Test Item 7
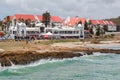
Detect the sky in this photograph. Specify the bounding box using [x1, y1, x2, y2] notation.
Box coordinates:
[0, 0, 120, 20]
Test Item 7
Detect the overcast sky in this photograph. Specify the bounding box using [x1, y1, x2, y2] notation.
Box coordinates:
[0, 0, 120, 20]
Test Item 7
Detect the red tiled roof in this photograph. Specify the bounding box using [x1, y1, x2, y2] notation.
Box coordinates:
[98, 20, 105, 25]
[14, 14, 36, 21]
[10, 16, 14, 21]
[79, 18, 86, 24]
[109, 21, 116, 26]
[100, 20, 116, 26]
[66, 17, 77, 26]
[65, 17, 86, 27]
[104, 21, 111, 26]
[91, 20, 99, 25]
[51, 16, 62, 22]
[37, 15, 43, 21]
[91, 20, 115, 26]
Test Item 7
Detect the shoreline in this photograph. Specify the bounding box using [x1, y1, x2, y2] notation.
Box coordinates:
[0, 40, 120, 67]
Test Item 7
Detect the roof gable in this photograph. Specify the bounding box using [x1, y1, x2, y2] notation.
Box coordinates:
[109, 21, 116, 26]
[37, 15, 43, 21]
[91, 20, 116, 26]
[65, 17, 86, 27]
[14, 14, 36, 21]
[51, 16, 62, 22]
[98, 20, 105, 25]
[91, 20, 98, 25]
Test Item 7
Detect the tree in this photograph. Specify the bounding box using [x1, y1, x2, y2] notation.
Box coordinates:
[89, 27, 94, 34]
[96, 25, 100, 36]
[6, 16, 11, 31]
[0, 20, 2, 25]
[52, 23, 55, 27]
[78, 21, 82, 25]
[25, 19, 31, 27]
[84, 21, 89, 30]
[0, 20, 2, 31]
[88, 20, 92, 25]
[42, 11, 51, 27]
[103, 25, 108, 32]
[88, 20, 94, 34]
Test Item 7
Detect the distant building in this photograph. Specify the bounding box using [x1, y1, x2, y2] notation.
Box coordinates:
[51, 16, 63, 27]
[2, 14, 118, 39]
[90, 20, 117, 32]
[63, 17, 87, 27]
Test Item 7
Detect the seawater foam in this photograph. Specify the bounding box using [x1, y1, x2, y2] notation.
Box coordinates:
[93, 52, 115, 56]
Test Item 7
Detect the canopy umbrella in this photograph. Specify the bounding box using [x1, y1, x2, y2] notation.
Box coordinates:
[44, 32, 53, 39]
[46, 32, 53, 35]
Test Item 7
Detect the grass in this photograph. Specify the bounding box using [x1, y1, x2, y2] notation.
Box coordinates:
[0, 40, 32, 51]
[36, 39, 84, 45]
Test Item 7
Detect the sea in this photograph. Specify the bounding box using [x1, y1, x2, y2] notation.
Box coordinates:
[0, 45, 120, 80]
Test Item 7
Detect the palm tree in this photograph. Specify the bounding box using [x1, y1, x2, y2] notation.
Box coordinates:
[42, 11, 51, 27]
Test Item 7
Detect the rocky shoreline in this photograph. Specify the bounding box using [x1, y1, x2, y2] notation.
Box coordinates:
[0, 50, 85, 66]
[0, 47, 120, 67]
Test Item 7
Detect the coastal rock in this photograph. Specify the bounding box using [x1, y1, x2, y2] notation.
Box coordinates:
[0, 51, 83, 67]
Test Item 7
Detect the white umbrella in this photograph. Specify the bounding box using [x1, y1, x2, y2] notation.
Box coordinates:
[46, 32, 53, 35]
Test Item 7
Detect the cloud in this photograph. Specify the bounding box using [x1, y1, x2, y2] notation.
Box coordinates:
[0, 0, 120, 20]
